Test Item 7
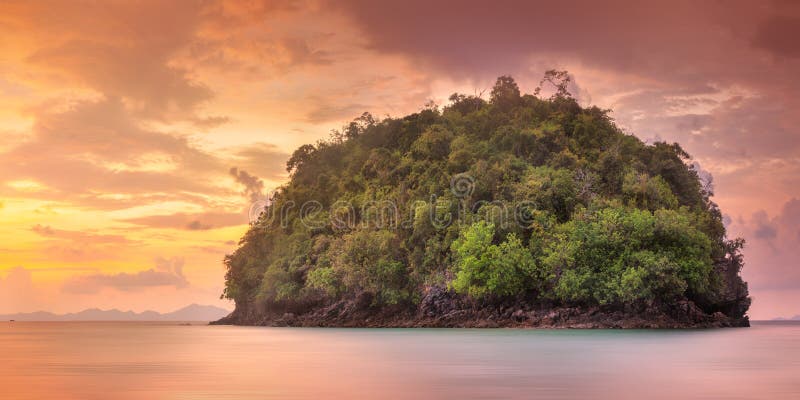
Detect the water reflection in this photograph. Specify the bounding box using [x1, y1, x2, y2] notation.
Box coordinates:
[1, 322, 798, 399]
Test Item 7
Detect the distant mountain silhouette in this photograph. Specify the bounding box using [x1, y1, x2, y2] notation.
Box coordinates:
[771, 315, 800, 321]
[1, 304, 230, 321]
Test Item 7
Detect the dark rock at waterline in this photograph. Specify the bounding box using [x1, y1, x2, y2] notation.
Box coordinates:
[211, 286, 749, 329]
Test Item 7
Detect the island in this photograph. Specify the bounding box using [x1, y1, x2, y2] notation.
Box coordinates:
[214, 72, 751, 328]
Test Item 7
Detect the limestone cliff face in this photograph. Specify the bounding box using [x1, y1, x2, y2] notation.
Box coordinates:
[714, 251, 751, 321]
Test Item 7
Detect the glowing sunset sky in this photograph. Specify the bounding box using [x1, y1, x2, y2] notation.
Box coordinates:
[1, 0, 799, 319]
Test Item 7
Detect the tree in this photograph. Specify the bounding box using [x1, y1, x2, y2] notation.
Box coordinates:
[535, 69, 572, 99]
[450, 222, 538, 298]
[543, 206, 713, 306]
[344, 112, 376, 139]
[622, 171, 679, 211]
[330, 229, 410, 305]
[447, 93, 487, 114]
[490, 76, 521, 111]
[286, 144, 316, 174]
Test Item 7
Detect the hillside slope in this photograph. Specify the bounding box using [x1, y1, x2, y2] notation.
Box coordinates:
[216, 74, 750, 328]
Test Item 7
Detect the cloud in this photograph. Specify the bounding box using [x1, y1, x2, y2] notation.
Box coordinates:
[31, 224, 131, 244]
[0, 267, 41, 313]
[192, 244, 228, 254]
[24, 97, 217, 169]
[184, 2, 336, 78]
[0, 96, 261, 215]
[335, 0, 744, 79]
[0, 1, 307, 218]
[752, 15, 800, 59]
[229, 143, 290, 181]
[0, 95, 294, 214]
[30, 224, 55, 236]
[278, 37, 333, 67]
[299, 75, 409, 124]
[306, 102, 370, 124]
[7, 0, 213, 119]
[28, 224, 135, 262]
[61, 257, 189, 294]
[191, 115, 232, 129]
[229, 167, 264, 202]
[774, 198, 800, 243]
[121, 211, 246, 230]
[751, 211, 778, 240]
[743, 199, 800, 244]
[186, 220, 213, 230]
[729, 198, 800, 299]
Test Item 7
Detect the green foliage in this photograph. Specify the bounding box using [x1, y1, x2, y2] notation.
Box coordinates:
[622, 171, 679, 211]
[411, 125, 453, 161]
[490, 75, 521, 110]
[329, 229, 410, 305]
[222, 73, 746, 317]
[542, 206, 712, 306]
[306, 267, 340, 297]
[450, 222, 539, 298]
[516, 167, 578, 223]
[258, 264, 298, 302]
[286, 144, 316, 174]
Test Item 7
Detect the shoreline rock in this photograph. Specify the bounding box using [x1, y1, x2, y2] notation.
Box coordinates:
[211, 287, 749, 329]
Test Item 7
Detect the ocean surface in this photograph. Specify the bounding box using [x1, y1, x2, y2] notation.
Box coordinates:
[1, 321, 799, 399]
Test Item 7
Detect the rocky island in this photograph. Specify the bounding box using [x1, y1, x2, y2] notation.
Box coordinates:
[214, 73, 750, 328]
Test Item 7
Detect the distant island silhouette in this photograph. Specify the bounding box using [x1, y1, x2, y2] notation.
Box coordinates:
[772, 315, 800, 321]
[1, 304, 230, 321]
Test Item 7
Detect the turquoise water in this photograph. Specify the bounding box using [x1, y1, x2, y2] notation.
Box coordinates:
[1, 321, 798, 399]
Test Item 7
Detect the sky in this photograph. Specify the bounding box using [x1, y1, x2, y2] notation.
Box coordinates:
[0, 0, 798, 319]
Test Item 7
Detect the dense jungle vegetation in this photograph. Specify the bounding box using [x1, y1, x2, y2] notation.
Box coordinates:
[222, 72, 749, 319]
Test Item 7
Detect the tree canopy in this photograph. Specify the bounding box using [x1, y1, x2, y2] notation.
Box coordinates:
[222, 73, 749, 319]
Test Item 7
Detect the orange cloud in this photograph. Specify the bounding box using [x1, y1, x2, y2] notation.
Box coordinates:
[121, 211, 246, 231]
[62, 257, 189, 294]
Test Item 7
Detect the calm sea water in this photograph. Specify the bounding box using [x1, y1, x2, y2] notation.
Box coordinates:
[1, 321, 798, 399]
